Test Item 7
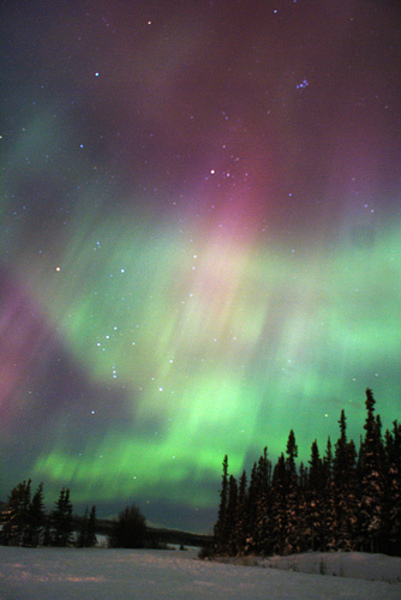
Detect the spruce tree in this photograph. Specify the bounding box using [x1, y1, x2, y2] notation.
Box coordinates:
[27, 482, 46, 547]
[1, 480, 31, 546]
[232, 471, 248, 555]
[284, 430, 300, 555]
[333, 410, 357, 551]
[305, 440, 324, 551]
[213, 455, 229, 554]
[108, 504, 147, 548]
[384, 422, 401, 555]
[322, 437, 338, 551]
[296, 462, 308, 553]
[358, 389, 385, 552]
[245, 461, 259, 553]
[226, 475, 238, 555]
[76, 505, 96, 548]
[77, 507, 89, 548]
[254, 448, 272, 555]
[87, 505, 97, 547]
[270, 453, 287, 555]
[51, 487, 73, 547]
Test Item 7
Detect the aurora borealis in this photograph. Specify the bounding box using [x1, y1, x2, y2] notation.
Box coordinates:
[1, 0, 401, 532]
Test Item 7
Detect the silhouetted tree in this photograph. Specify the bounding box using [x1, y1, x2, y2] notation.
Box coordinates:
[284, 430, 300, 554]
[26, 482, 46, 547]
[304, 440, 324, 551]
[51, 487, 73, 547]
[254, 448, 272, 555]
[358, 389, 385, 552]
[77, 507, 89, 548]
[245, 461, 259, 553]
[270, 453, 287, 555]
[1, 479, 32, 546]
[213, 455, 229, 554]
[322, 437, 338, 550]
[232, 470, 248, 554]
[108, 504, 147, 548]
[87, 505, 97, 547]
[333, 411, 357, 550]
[76, 505, 97, 548]
[226, 475, 238, 554]
[383, 421, 401, 555]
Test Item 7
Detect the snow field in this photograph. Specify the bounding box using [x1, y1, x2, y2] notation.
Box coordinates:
[0, 546, 400, 600]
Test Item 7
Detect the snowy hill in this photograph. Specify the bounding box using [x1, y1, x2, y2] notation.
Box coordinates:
[0, 546, 400, 599]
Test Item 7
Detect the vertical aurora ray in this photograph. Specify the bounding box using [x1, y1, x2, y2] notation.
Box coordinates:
[21, 206, 401, 511]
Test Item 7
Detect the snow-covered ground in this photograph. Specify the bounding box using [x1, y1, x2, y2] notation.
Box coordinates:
[0, 546, 400, 600]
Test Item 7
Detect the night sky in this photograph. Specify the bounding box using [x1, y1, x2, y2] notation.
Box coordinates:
[1, 0, 401, 532]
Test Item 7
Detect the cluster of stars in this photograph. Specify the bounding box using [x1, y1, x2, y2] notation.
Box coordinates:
[296, 79, 309, 90]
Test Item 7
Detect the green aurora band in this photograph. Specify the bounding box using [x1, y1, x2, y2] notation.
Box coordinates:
[23, 205, 401, 508]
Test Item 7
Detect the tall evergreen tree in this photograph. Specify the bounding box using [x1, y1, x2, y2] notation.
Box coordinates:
[358, 389, 385, 552]
[226, 475, 238, 555]
[232, 470, 248, 555]
[245, 461, 259, 553]
[213, 455, 229, 554]
[77, 507, 89, 548]
[108, 504, 147, 548]
[51, 487, 73, 547]
[26, 482, 46, 547]
[321, 437, 338, 551]
[384, 421, 401, 555]
[77, 505, 97, 548]
[87, 505, 97, 548]
[254, 447, 272, 555]
[305, 440, 324, 551]
[284, 430, 300, 554]
[296, 462, 308, 553]
[333, 410, 357, 551]
[1, 480, 31, 546]
[270, 453, 287, 555]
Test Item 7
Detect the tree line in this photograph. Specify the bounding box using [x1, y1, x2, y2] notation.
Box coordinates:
[0, 481, 97, 548]
[213, 389, 401, 557]
[0, 479, 150, 549]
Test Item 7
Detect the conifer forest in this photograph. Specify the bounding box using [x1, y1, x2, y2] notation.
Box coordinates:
[0, 482, 97, 549]
[2, 388, 400, 559]
[213, 389, 401, 557]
